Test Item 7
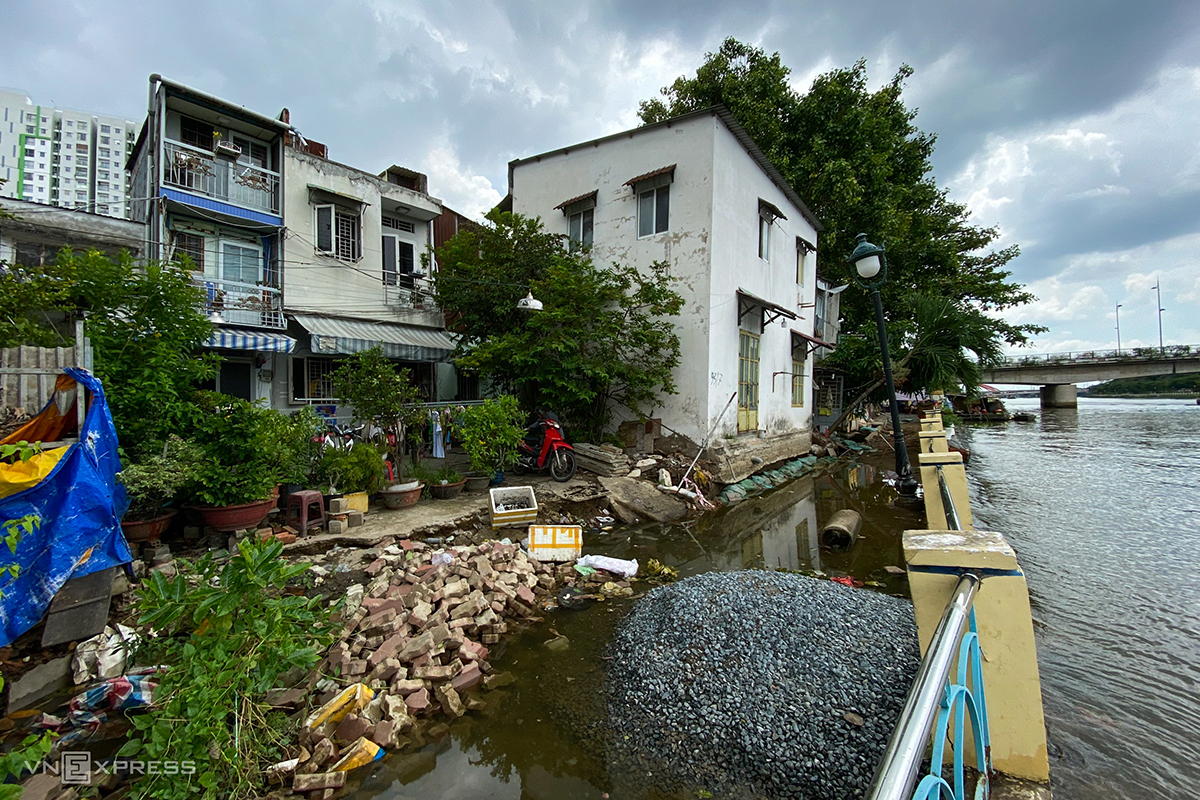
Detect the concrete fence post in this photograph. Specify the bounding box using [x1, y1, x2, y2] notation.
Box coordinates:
[918, 429, 949, 454]
[918, 451, 973, 530]
[904, 529, 1051, 782]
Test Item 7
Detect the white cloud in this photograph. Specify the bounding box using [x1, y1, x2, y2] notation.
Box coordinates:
[421, 137, 503, 220]
[1003, 277, 1107, 324]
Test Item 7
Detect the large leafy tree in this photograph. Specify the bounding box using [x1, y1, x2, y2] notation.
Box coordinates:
[433, 209, 684, 441]
[639, 38, 1044, 396]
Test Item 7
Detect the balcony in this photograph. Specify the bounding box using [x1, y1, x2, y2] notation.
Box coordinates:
[163, 140, 280, 216]
[384, 274, 444, 327]
[195, 275, 285, 329]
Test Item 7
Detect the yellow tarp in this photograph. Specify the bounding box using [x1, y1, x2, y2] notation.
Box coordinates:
[0, 446, 70, 500]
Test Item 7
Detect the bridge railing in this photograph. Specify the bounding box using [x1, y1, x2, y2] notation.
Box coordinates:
[988, 343, 1196, 367]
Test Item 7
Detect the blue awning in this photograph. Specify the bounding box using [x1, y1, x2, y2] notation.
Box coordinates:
[205, 329, 296, 352]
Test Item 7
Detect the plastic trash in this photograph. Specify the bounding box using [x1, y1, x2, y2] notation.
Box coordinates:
[573, 564, 597, 577]
[576, 555, 638, 579]
[431, 551, 454, 566]
[304, 683, 374, 731]
[72, 624, 139, 684]
[332, 737, 385, 771]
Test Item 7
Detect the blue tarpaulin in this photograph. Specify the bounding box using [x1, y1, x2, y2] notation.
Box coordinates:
[0, 369, 132, 647]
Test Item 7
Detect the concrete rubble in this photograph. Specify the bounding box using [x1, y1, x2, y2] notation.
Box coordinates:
[282, 538, 561, 785]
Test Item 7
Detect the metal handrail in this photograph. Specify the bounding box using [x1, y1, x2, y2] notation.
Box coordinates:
[865, 573, 984, 800]
[936, 466, 961, 532]
[985, 343, 1196, 366]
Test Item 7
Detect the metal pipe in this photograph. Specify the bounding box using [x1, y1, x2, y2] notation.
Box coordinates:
[936, 465, 961, 531]
[865, 573, 980, 800]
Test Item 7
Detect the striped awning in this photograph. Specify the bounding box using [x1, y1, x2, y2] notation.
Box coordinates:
[292, 314, 457, 363]
[205, 329, 297, 353]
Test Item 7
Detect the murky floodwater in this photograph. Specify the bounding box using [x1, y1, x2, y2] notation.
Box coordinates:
[343, 461, 923, 799]
[961, 397, 1200, 800]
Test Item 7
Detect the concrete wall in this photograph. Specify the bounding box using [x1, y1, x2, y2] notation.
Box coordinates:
[510, 113, 819, 466]
[281, 150, 442, 325]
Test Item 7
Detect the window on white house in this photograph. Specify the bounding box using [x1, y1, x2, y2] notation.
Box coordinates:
[638, 184, 669, 237]
[382, 234, 415, 288]
[220, 240, 261, 285]
[796, 237, 814, 285]
[792, 358, 805, 407]
[172, 231, 205, 271]
[759, 214, 771, 262]
[314, 205, 362, 261]
[292, 356, 336, 401]
[179, 116, 214, 150]
[569, 208, 593, 251]
[232, 136, 268, 169]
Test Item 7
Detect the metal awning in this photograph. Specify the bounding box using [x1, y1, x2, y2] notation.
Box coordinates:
[792, 328, 836, 356]
[205, 328, 296, 352]
[737, 289, 797, 327]
[292, 314, 457, 363]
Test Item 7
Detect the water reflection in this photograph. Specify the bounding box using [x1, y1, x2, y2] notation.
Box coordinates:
[343, 459, 921, 799]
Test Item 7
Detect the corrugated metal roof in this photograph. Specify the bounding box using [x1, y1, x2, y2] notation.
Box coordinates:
[292, 314, 457, 363]
[623, 164, 676, 187]
[553, 190, 599, 211]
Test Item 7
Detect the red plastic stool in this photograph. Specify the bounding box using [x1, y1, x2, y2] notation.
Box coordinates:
[285, 490, 325, 535]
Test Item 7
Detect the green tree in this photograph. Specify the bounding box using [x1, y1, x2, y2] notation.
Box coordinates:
[433, 210, 684, 441]
[640, 39, 1043, 396]
[330, 346, 425, 482]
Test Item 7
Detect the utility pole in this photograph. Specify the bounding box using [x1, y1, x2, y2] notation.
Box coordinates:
[1115, 303, 1122, 353]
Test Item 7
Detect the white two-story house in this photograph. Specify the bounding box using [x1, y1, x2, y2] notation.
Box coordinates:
[280, 149, 460, 413]
[508, 107, 825, 482]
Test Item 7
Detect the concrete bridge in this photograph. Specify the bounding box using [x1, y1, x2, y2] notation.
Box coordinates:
[981, 344, 1200, 407]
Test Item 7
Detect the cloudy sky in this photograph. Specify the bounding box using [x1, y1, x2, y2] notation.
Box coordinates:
[4, 0, 1198, 354]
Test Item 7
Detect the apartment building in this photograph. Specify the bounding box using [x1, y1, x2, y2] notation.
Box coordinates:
[0, 88, 136, 218]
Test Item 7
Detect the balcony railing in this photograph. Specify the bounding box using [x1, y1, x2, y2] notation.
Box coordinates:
[383, 274, 439, 313]
[163, 140, 280, 216]
[196, 275, 285, 329]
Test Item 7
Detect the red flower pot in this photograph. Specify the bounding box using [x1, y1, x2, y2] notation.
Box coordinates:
[381, 483, 424, 510]
[120, 509, 178, 543]
[190, 498, 277, 532]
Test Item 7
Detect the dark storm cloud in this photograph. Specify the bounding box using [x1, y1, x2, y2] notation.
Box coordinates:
[2, 0, 1198, 348]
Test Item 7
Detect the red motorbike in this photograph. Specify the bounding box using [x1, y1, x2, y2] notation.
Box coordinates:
[516, 410, 577, 482]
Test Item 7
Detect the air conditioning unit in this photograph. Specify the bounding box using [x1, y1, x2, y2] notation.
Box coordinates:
[213, 140, 242, 160]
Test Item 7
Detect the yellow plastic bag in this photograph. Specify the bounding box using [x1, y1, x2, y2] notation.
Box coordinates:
[303, 683, 374, 731]
[0, 446, 69, 500]
[331, 737, 384, 771]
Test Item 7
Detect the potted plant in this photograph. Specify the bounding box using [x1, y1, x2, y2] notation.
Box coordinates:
[118, 436, 204, 542]
[428, 465, 466, 500]
[272, 406, 326, 504]
[182, 393, 289, 532]
[315, 443, 385, 511]
[456, 397, 525, 488]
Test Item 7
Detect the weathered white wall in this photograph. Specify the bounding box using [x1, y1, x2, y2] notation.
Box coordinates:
[510, 119, 716, 443]
[282, 150, 439, 325]
[709, 119, 819, 439]
[511, 113, 818, 453]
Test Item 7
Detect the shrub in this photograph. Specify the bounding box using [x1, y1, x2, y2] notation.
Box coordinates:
[315, 443, 385, 494]
[121, 538, 335, 799]
[330, 346, 425, 483]
[182, 393, 288, 507]
[455, 397, 525, 474]
[118, 436, 205, 520]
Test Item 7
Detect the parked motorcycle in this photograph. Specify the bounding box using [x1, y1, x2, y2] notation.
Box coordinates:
[516, 409, 577, 482]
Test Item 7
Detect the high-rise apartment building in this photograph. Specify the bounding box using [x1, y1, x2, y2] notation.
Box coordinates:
[0, 88, 137, 218]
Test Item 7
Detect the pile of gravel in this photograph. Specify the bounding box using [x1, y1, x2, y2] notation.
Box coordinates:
[605, 570, 920, 800]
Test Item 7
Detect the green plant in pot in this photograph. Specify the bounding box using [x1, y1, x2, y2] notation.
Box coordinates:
[315, 443, 385, 495]
[181, 392, 289, 531]
[118, 436, 204, 542]
[331, 346, 426, 485]
[456, 396, 525, 480]
[271, 406, 326, 490]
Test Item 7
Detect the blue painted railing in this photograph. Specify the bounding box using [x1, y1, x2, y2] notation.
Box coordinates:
[910, 606, 991, 800]
[864, 573, 992, 800]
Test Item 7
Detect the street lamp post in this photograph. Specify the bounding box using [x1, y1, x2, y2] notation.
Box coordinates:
[846, 233, 919, 497]
[1115, 303, 1122, 353]
[1153, 279, 1164, 355]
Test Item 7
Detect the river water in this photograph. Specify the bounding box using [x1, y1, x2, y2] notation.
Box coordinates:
[345, 396, 1199, 799]
[961, 397, 1200, 800]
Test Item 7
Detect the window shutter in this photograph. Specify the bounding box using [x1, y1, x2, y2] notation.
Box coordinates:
[315, 205, 333, 252]
[382, 235, 397, 285]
